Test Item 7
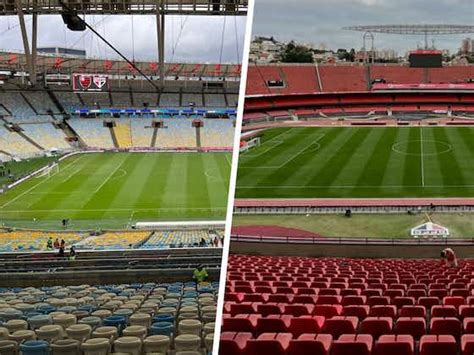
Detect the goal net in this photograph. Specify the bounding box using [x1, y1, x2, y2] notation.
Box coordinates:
[36, 163, 59, 178]
[240, 137, 261, 153]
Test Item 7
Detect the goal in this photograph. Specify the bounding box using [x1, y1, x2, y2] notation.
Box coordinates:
[36, 163, 59, 178]
[240, 137, 261, 153]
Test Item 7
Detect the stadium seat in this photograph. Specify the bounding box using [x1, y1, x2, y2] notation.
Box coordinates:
[430, 317, 462, 337]
[395, 317, 427, 340]
[246, 333, 292, 355]
[331, 334, 373, 355]
[288, 316, 325, 337]
[419, 335, 457, 355]
[321, 316, 358, 338]
[219, 332, 253, 355]
[462, 334, 474, 355]
[373, 335, 414, 355]
[287, 334, 332, 355]
[360, 317, 393, 339]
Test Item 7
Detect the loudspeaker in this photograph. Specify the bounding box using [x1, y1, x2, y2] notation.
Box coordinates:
[61, 11, 86, 31]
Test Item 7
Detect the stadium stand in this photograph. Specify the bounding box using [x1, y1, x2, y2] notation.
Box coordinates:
[142, 230, 216, 249]
[201, 119, 235, 148]
[318, 65, 368, 92]
[370, 65, 425, 85]
[113, 120, 133, 148]
[0, 231, 83, 252]
[0, 281, 217, 354]
[22, 91, 58, 115]
[221, 254, 474, 354]
[68, 120, 115, 148]
[19, 123, 71, 151]
[130, 119, 154, 147]
[0, 126, 41, 158]
[156, 119, 197, 148]
[0, 92, 37, 121]
[78, 93, 111, 109]
[54, 91, 82, 112]
[75, 231, 152, 250]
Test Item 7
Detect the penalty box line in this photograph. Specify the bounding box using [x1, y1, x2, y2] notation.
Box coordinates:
[237, 184, 474, 189]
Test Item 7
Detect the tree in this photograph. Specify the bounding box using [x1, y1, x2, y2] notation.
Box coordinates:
[281, 41, 314, 63]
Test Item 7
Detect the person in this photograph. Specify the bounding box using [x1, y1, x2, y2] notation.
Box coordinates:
[440, 248, 458, 268]
[199, 238, 207, 247]
[193, 264, 209, 283]
[69, 245, 76, 260]
[58, 245, 65, 257]
[60, 239, 65, 248]
[46, 237, 53, 250]
[53, 238, 60, 249]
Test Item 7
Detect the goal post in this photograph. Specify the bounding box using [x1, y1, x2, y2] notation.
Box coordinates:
[240, 137, 261, 153]
[36, 162, 59, 178]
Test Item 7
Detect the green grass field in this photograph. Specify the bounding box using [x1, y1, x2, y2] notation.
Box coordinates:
[0, 152, 231, 230]
[237, 126, 474, 198]
[233, 214, 474, 239]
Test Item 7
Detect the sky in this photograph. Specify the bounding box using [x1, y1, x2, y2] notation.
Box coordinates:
[252, 0, 474, 54]
[0, 14, 246, 63]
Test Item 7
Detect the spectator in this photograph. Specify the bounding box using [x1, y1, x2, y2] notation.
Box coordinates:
[441, 248, 458, 268]
[60, 239, 65, 248]
[199, 238, 207, 247]
[69, 246, 76, 260]
[53, 238, 60, 249]
[193, 264, 209, 283]
[58, 246, 65, 257]
[46, 237, 53, 250]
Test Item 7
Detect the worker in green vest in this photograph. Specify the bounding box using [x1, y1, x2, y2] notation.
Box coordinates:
[193, 264, 209, 283]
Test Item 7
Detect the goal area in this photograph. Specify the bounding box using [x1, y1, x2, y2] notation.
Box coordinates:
[36, 163, 59, 178]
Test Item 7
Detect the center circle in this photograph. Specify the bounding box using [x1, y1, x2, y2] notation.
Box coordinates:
[392, 140, 452, 156]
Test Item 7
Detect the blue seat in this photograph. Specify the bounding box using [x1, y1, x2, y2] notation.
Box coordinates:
[20, 340, 49, 355]
[153, 314, 174, 324]
[103, 315, 127, 334]
[150, 321, 174, 336]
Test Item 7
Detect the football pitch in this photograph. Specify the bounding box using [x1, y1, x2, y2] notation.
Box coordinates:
[237, 126, 474, 199]
[0, 152, 231, 229]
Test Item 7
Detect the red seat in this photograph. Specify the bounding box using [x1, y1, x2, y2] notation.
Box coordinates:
[268, 294, 293, 304]
[419, 335, 457, 355]
[256, 315, 291, 335]
[462, 334, 474, 355]
[396, 317, 426, 340]
[230, 303, 255, 316]
[283, 304, 314, 317]
[431, 305, 457, 317]
[313, 304, 343, 318]
[321, 316, 358, 338]
[219, 332, 253, 355]
[428, 289, 449, 299]
[243, 294, 268, 303]
[287, 333, 332, 355]
[360, 316, 393, 339]
[443, 296, 466, 307]
[369, 305, 397, 318]
[418, 297, 440, 308]
[222, 314, 259, 334]
[331, 334, 373, 355]
[460, 305, 474, 319]
[385, 289, 404, 298]
[430, 317, 462, 337]
[392, 296, 415, 308]
[341, 296, 366, 306]
[316, 295, 341, 305]
[463, 317, 474, 333]
[368, 296, 390, 306]
[399, 305, 426, 318]
[406, 289, 426, 299]
[342, 305, 370, 320]
[373, 334, 414, 355]
[247, 333, 292, 355]
[288, 316, 325, 337]
[255, 303, 283, 317]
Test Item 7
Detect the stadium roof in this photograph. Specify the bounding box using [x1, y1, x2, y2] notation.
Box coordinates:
[0, 51, 241, 78]
[0, 0, 248, 15]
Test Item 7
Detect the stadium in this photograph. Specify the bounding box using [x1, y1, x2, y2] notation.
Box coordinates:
[0, 0, 246, 354]
[220, 22, 474, 355]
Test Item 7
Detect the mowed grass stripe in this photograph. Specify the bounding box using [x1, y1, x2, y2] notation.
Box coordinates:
[235, 127, 474, 198]
[1, 152, 230, 226]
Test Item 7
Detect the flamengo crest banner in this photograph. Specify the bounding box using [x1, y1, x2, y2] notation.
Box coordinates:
[72, 74, 109, 92]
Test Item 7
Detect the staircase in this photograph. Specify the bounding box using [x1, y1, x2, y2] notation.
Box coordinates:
[151, 127, 158, 147]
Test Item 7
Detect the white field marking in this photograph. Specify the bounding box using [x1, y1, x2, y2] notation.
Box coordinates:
[240, 128, 295, 157]
[0, 154, 84, 209]
[241, 140, 285, 158]
[92, 155, 128, 193]
[236, 184, 474, 189]
[240, 134, 326, 169]
[420, 127, 425, 187]
[1, 207, 228, 213]
[204, 168, 221, 182]
[224, 154, 232, 167]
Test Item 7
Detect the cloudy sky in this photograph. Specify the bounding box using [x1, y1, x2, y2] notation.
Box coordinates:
[252, 0, 474, 54]
[0, 14, 246, 63]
